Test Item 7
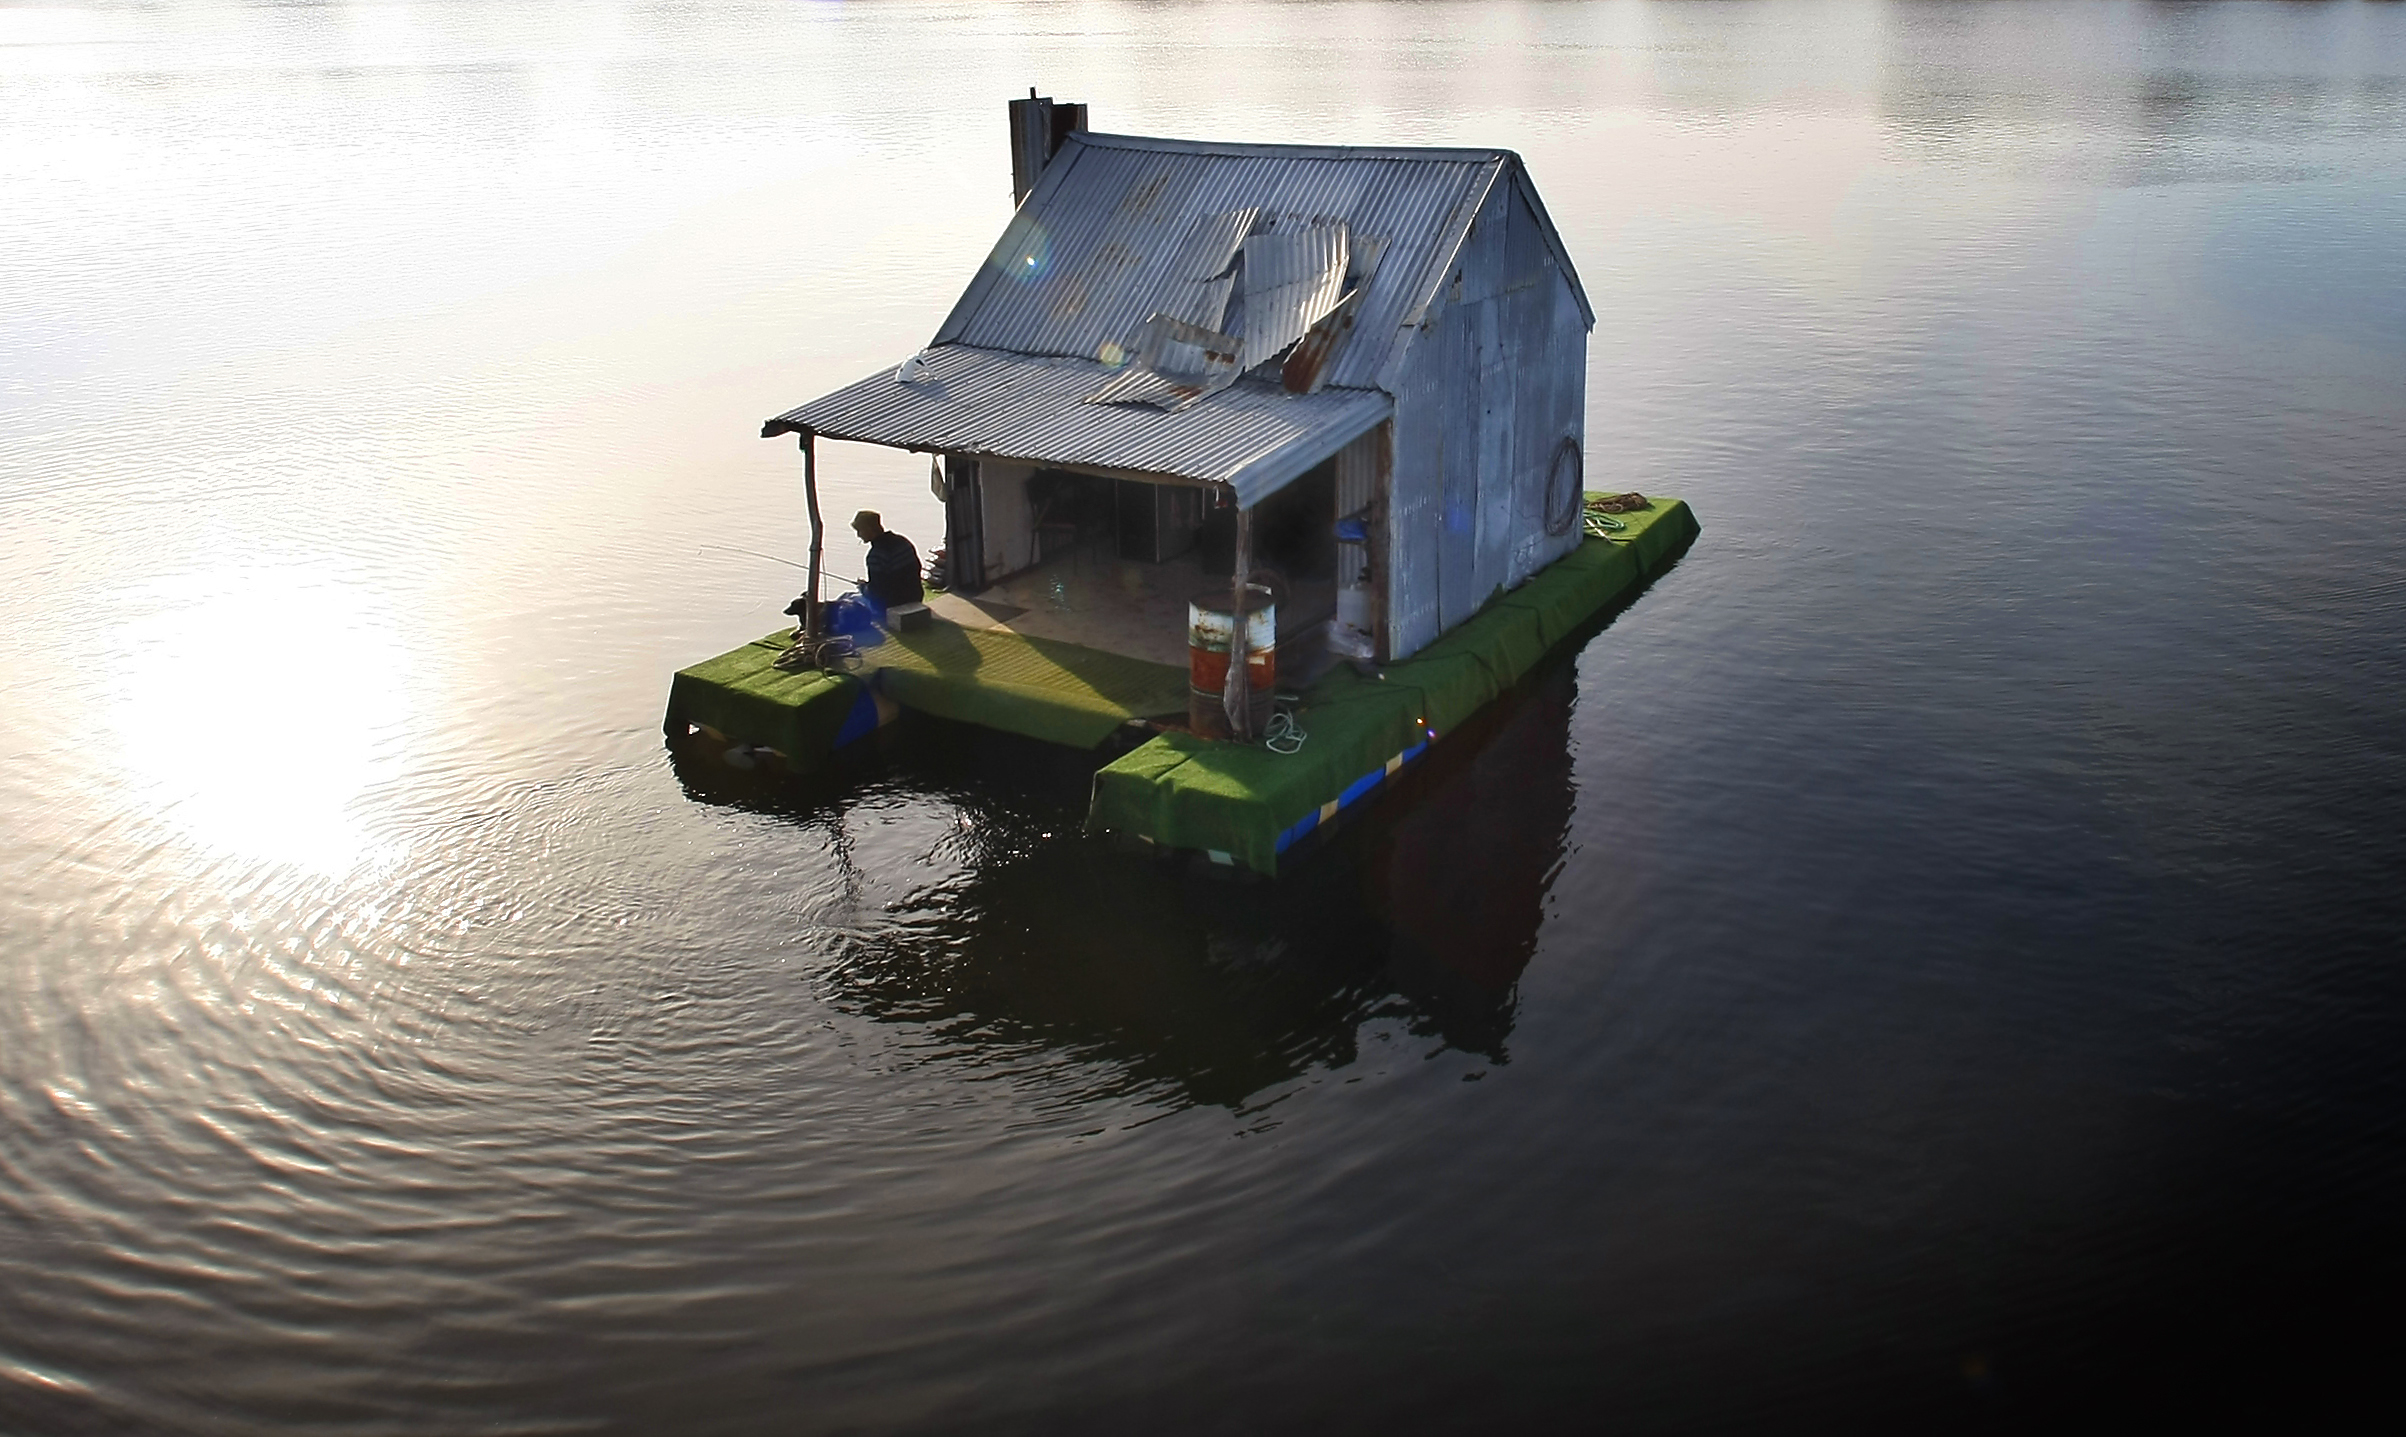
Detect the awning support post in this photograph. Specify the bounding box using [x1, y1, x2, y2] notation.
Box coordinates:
[801, 429, 825, 640]
[1222, 501, 1255, 741]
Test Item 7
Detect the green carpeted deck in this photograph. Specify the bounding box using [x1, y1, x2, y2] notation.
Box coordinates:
[664, 630, 867, 760]
[666, 496, 1697, 874]
[1085, 497, 1698, 873]
[853, 621, 1191, 750]
[664, 613, 1192, 758]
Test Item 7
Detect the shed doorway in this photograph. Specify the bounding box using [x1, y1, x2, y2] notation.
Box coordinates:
[926, 459, 1341, 676]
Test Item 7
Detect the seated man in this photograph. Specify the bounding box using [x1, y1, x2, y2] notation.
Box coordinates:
[853, 509, 924, 610]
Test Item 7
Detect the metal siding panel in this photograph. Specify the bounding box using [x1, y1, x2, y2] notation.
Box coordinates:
[1436, 302, 1481, 632]
[1334, 425, 1379, 517]
[1511, 270, 1588, 579]
[1507, 282, 1553, 583]
[1333, 424, 1381, 646]
[1385, 339, 1443, 658]
[1443, 187, 1513, 624]
[1505, 184, 1561, 585]
[1543, 272, 1591, 569]
[1511, 162, 1597, 328]
[1453, 180, 1512, 305]
[1503, 172, 1554, 298]
[1474, 298, 1515, 604]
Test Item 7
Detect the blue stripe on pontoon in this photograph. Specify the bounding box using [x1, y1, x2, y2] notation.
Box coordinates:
[1272, 740, 1435, 855]
[832, 682, 880, 747]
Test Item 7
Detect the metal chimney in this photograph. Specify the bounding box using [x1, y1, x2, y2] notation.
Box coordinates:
[1008, 89, 1087, 206]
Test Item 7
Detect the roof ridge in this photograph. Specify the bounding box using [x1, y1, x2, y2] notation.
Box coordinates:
[1073, 130, 1518, 165]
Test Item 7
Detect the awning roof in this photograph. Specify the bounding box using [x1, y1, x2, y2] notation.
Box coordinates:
[763, 344, 1391, 506]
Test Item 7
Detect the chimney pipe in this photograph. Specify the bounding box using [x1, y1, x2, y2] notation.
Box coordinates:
[1008, 91, 1087, 206]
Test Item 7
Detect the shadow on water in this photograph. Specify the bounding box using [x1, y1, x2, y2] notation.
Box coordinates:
[665, 554, 1681, 1115]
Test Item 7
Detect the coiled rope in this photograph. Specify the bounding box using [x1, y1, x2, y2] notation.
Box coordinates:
[1264, 707, 1308, 755]
[1584, 491, 1649, 539]
[772, 633, 857, 673]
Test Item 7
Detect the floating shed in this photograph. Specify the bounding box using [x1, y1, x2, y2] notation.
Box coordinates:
[666, 95, 1699, 873]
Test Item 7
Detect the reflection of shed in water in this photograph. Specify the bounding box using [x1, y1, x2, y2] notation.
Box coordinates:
[671, 92, 1698, 874]
[668, 641, 1590, 1111]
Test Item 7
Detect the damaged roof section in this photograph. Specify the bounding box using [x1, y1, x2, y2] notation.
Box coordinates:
[1083, 313, 1244, 409]
[1083, 215, 1355, 411]
[1234, 221, 1350, 372]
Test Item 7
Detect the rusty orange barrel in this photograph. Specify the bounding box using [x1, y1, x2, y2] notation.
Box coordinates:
[1188, 585, 1275, 738]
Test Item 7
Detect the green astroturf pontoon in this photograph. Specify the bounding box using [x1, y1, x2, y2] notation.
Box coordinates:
[666, 497, 1696, 876]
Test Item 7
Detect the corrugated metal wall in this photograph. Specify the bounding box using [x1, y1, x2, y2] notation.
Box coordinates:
[1333, 423, 1385, 647]
[1381, 168, 1590, 660]
[1386, 320, 1445, 658]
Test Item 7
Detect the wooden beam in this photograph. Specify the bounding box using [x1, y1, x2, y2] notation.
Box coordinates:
[1222, 503, 1255, 740]
[801, 430, 825, 640]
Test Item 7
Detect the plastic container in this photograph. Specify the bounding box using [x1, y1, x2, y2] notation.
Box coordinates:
[825, 592, 879, 636]
[1188, 586, 1276, 737]
[1335, 586, 1371, 633]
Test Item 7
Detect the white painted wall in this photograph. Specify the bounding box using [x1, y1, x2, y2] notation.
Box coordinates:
[979, 461, 1037, 580]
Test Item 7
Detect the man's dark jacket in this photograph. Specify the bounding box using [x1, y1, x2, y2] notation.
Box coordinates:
[865, 531, 923, 608]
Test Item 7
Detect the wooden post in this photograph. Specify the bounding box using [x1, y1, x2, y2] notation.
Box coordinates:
[801, 429, 825, 640]
[1222, 503, 1254, 740]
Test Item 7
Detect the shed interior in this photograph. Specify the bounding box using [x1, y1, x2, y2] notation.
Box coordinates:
[924, 454, 1356, 681]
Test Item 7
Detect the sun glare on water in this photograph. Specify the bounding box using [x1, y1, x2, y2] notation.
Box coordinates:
[107, 565, 413, 875]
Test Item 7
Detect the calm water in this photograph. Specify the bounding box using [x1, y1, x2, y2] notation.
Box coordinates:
[5, 1, 2404, 1431]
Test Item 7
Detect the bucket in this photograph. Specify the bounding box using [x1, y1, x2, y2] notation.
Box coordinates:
[1188, 585, 1276, 738]
[1335, 586, 1371, 633]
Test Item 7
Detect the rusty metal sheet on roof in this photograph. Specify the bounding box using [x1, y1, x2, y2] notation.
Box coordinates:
[1236, 222, 1350, 371]
[1085, 313, 1244, 408]
[766, 344, 1391, 506]
[1082, 220, 1349, 412]
[1084, 313, 1243, 408]
[931, 132, 1518, 391]
[1279, 286, 1362, 395]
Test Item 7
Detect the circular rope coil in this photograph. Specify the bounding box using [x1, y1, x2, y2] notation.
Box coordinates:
[1543, 435, 1584, 538]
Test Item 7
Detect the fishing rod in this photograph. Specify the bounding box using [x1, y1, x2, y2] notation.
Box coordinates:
[700, 542, 807, 571]
[699, 543, 867, 587]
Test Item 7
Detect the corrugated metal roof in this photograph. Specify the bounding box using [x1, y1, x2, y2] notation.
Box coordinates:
[761, 128, 1591, 506]
[931, 132, 1537, 392]
[766, 344, 1391, 507]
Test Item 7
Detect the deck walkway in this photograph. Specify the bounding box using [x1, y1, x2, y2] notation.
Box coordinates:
[852, 620, 1189, 749]
[665, 614, 1191, 758]
[666, 496, 1698, 875]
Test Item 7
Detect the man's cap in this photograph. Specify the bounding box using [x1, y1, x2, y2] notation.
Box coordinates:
[852, 510, 882, 530]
